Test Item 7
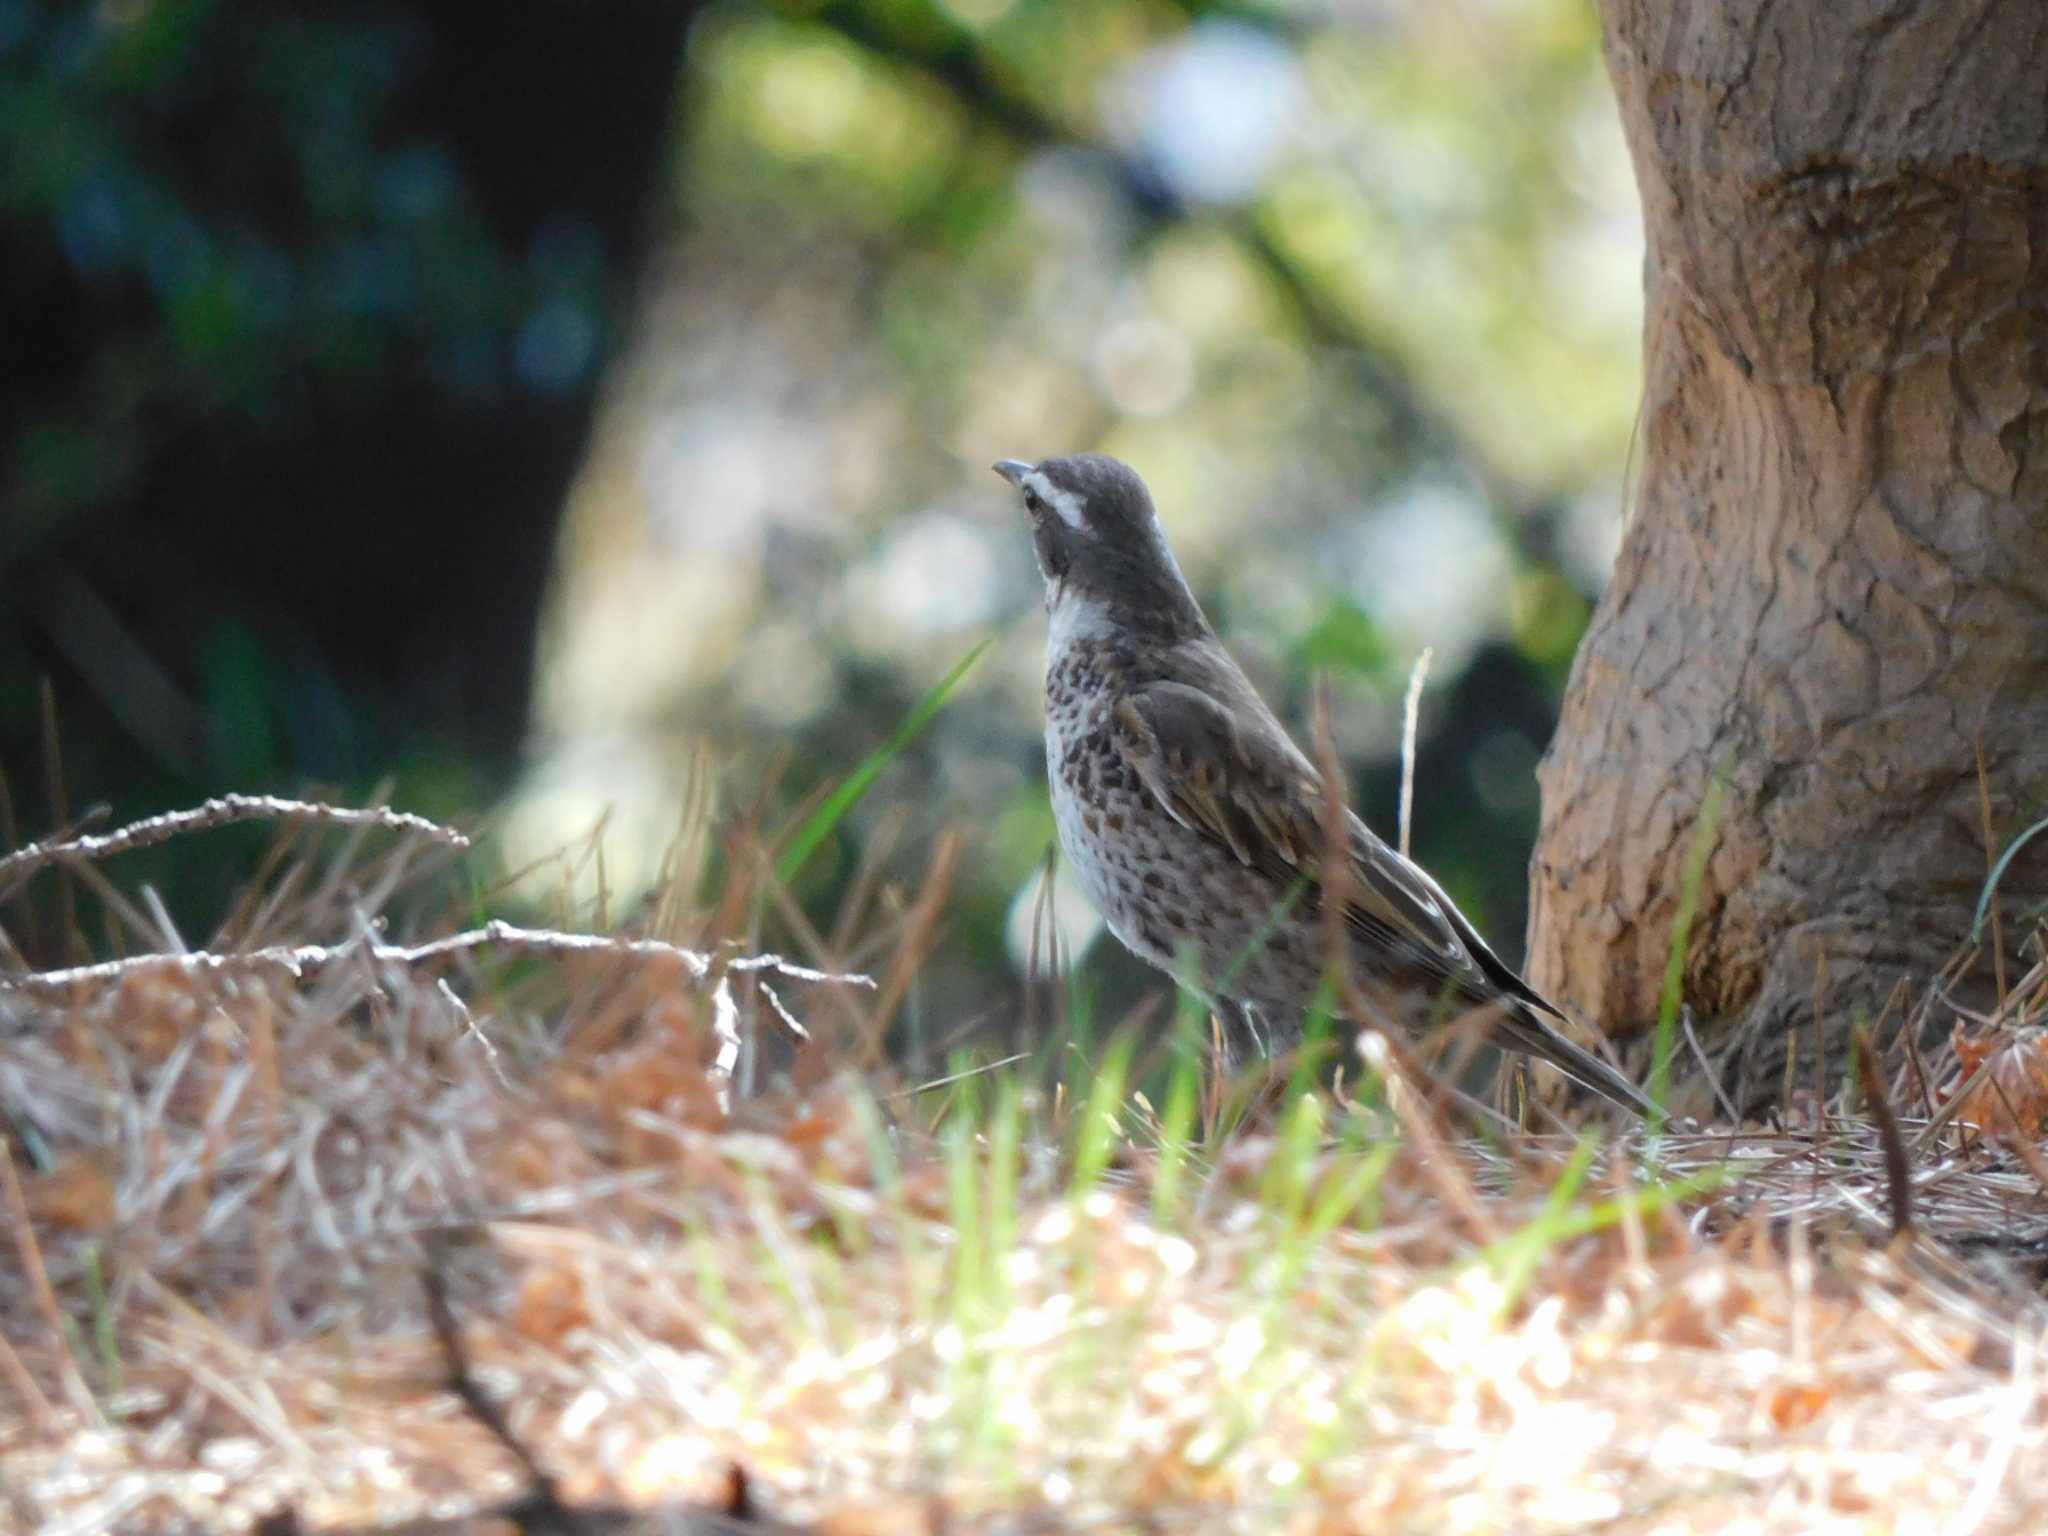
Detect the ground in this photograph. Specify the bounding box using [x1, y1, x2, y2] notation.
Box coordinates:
[4, 799, 2048, 1534]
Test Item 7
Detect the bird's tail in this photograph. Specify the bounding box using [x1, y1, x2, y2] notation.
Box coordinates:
[1496, 1005, 1656, 1118]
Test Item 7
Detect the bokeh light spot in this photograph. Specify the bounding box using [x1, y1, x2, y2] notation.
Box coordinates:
[1115, 21, 1304, 206]
[1092, 318, 1195, 418]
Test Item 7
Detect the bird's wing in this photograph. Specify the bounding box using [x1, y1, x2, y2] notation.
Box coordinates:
[1112, 677, 1653, 1115]
[1111, 679, 1483, 1005]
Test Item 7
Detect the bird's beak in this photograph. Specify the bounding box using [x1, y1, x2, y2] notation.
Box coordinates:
[991, 459, 1031, 487]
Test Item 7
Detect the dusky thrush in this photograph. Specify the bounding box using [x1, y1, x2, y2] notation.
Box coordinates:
[994, 452, 1652, 1117]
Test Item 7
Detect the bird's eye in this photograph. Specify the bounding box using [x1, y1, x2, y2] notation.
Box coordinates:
[1024, 491, 1045, 515]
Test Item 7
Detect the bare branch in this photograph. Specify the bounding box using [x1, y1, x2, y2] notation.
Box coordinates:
[0, 919, 873, 1001]
[1398, 646, 1434, 861]
[0, 794, 470, 900]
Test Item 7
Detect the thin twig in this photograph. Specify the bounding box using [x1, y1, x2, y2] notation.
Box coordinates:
[709, 974, 743, 1108]
[0, 1324, 51, 1433]
[894, 1052, 1033, 1099]
[1681, 1006, 1742, 1125]
[438, 978, 516, 1092]
[1852, 1023, 1913, 1240]
[418, 1243, 558, 1502]
[1947, 1318, 2033, 1536]
[1988, 1076, 2048, 1197]
[1398, 647, 1434, 860]
[1, 1132, 100, 1423]
[854, 830, 961, 1069]
[0, 919, 873, 999]
[1351, 998, 1501, 1244]
[1310, 678, 1354, 1000]
[1975, 737, 2007, 1008]
[1910, 1031, 2019, 1155]
[1900, 1003, 1937, 1120]
[0, 794, 470, 900]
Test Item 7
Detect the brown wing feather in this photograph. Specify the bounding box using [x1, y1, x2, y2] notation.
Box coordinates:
[1112, 680, 1480, 1003]
[1111, 677, 1653, 1115]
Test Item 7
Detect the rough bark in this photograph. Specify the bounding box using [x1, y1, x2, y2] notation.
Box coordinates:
[1530, 0, 2048, 1113]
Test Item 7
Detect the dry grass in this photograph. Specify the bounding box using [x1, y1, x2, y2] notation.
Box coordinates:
[5, 799, 2048, 1534]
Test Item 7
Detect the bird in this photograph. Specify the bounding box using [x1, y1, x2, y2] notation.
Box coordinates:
[992, 452, 1653, 1117]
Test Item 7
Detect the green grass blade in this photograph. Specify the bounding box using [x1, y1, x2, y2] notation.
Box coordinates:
[1304, 1137, 1397, 1240]
[1537, 1157, 1750, 1242]
[1287, 971, 1340, 1100]
[1473, 1155, 1751, 1288]
[1070, 1032, 1134, 1200]
[848, 1077, 938, 1324]
[1489, 1130, 1601, 1311]
[1150, 1026, 1203, 1227]
[985, 1073, 1023, 1314]
[777, 636, 992, 884]
[944, 1103, 985, 1329]
[1260, 1089, 1325, 1223]
[1972, 812, 2048, 943]
[83, 1242, 121, 1398]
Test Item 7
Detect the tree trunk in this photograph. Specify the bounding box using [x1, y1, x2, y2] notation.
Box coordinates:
[1529, 0, 2048, 1114]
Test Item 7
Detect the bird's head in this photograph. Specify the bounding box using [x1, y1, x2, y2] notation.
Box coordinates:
[992, 453, 1206, 640]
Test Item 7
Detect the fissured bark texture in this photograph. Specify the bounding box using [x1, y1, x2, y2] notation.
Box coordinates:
[1530, 0, 2048, 1112]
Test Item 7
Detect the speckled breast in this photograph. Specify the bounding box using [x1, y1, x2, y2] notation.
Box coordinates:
[1042, 643, 1322, 1016]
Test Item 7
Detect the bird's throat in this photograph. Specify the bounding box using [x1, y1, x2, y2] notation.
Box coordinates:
[1046, 589, 1119, 652]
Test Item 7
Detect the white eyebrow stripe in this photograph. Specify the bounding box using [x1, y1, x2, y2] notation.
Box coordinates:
[1021, 469, 1087, 531]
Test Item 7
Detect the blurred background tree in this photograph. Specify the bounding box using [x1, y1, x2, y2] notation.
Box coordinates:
[4, 0, 1643, 1058]
[2, 0, 696, 932]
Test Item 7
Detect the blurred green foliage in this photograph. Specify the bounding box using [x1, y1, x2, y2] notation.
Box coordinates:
[4, 2, 585, 530]
[1291, 599, 1389, 682]
[3, 0, 690, 939]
